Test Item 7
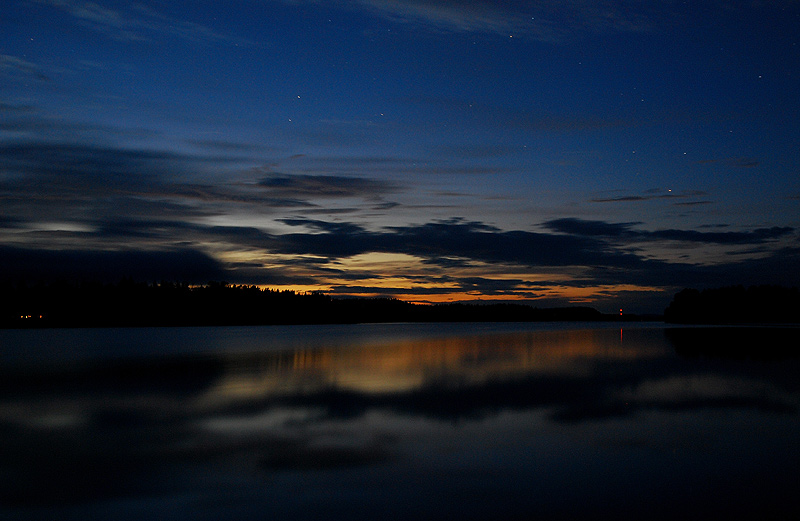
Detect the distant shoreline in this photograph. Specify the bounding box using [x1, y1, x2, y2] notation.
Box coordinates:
[1, 281, 656, 329]
[6, 281, 798, 330]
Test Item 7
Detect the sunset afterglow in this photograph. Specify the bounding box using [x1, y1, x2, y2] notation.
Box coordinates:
[2, 1, 799, 313]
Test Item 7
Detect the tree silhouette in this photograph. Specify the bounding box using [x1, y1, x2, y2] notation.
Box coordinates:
[1, 281, 616, 328]
[664, 285, 800, 324]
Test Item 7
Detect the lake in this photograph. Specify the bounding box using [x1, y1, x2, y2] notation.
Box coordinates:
[1, 322, 799, 520]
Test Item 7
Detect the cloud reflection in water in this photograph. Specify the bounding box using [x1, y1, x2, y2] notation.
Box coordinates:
[1, 324, 799, 520]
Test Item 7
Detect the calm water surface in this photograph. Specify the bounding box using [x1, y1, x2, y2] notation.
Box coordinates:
[1, 322, 799, 520]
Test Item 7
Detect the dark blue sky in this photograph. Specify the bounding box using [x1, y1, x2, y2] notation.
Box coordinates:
[2, 1, 799, 312]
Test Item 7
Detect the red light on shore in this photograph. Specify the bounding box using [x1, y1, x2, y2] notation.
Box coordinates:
[619, 309, 623, 316]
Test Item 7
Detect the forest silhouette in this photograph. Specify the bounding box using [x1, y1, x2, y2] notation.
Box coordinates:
[665, 285, 800, 324]
[1, 280, 616, 328]
[6, 280, 799, 328]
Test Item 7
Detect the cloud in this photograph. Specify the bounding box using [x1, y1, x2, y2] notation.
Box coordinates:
[696, 157, 761, 168]
[544, 218, 795, 245]
[628, 247, 800, 289]
[225, 217, 800, 298]
[278, 218, 370, 235]
[4, 206, 799, 309]
[259, 174, 399, 198]
[352, 0, 542, 36]
[647, 227, 794, 245]
[1, 133, 795, 309]
[32, 0, 241, 44]
[543, 218, 641, 238]
[407, 96, 633, 133]
[591, 195, 665, 203]
[283, 151, 511, 178]
[180, 216, 794, 290]
[91, 217, 202, 240]
[0, 141, 186, 184]
[0, 138, 417, 254]
[183, 139, 272, 154]
[0, 215, 23, 228]
[0, 54, 49, 81]
[0, 245, 224, 284]
[671, 200, 712, 207]
[0, 141, 328, 211]
[0, 142, 228, 217]
[331, 0, 661, 40]
[0, 113, 160, 142]
[590, 190, 709, 204]
[0, 103, 36, 113]
[317, 0, 799, 42]
[269, 217, 647, 269]
[437, 143, 520, 159]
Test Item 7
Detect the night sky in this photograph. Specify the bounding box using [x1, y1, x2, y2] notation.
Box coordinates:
[2, 1, 799, 313]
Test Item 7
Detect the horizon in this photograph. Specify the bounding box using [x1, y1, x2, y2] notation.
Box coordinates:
[2, 1, 800, 315]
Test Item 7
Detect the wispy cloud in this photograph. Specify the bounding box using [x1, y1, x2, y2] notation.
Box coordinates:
[183, 139, 272, 154]
[0, 54, 49, 81]
[544, 218, 794, 245]
[329, 0, 660, 40]
[281, 152, 508, 178]
[407, 96, 633, 133]
[436, 143, 520, 159]
[0, 138, 406, 242]
[259, 174, 399, 198]
[696, 157, 761, 168]
[672, 200, 713, 207]
[0, 110, 161, 142]
[324, 0, 797, 41]
[591, 190, 709, 204]
[32, 0, 242, 44]
[0, 102, 36, 113]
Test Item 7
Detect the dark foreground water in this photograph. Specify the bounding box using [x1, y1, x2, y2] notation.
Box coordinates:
[1, 322, 799, 520]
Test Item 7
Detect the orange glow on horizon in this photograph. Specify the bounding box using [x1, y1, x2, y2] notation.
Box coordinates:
[253, 284, 332, 295]
[243, 283, 665, 307]
[217, 250, 664, 307]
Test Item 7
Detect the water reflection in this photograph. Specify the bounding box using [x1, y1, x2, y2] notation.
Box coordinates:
[1, 324, 799, 520]
[667, 326, 800, 360]
[203, 328, 665, 400]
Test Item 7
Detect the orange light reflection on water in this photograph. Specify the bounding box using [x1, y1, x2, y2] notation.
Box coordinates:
[198, 328, 662, 406]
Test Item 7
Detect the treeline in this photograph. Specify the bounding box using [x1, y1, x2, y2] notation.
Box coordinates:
[1, 281, 613, 328]
[664, 285, 800, 324]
